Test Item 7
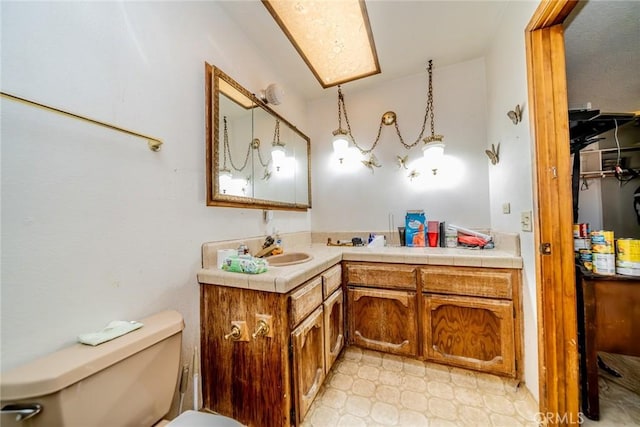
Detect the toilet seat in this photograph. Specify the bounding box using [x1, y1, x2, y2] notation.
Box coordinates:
[167, 410, 244, 427]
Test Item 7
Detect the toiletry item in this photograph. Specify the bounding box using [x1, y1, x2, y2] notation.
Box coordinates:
[439, 222, 446, 247]
[427, 221, 439, 247]
[368, 235, 385, 248]
[222, 255, 268, 274]
[445, 228, 458, 248]
[78, 320, 144, 346]
[237, 244, 249, 256]
[398, 227, 406, 247]
[405, 210, 426, 247]
[448, 224, 492, 242]
[217, 249, 238, 269]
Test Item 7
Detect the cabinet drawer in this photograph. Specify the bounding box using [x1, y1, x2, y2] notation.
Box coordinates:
[346, 263, 417, 290]
[289, 276, 323, 328]
[421, 265, 515, 299]
[322, 264, 342, 298]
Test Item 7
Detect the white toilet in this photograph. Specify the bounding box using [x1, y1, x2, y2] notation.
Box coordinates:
[0, 310, 243, 427]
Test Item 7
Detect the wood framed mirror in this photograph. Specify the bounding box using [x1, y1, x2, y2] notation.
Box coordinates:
[205, 63, 311, 210]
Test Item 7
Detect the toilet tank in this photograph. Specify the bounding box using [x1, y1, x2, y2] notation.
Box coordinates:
[1, 310, 184, 427]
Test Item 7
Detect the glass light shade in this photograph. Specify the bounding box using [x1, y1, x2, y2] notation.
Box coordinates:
[219, 168, 233, 185]
[272, 145, 286, 162]
[422, 142, 445, 160]
[219, 168, 233, 193]
[422, 141, 445, 175]
[272, 145, 286, 170]
[333, 136, 349, 158]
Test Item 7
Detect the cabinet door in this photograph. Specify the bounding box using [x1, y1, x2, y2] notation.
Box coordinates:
[291, 306, 325, 424]
[424, 294, 515, 376]
[348, 287, 418, 356]
[323, 288, 344, 373]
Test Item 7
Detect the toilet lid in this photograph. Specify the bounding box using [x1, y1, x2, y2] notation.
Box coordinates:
[167, 410, 244, 427]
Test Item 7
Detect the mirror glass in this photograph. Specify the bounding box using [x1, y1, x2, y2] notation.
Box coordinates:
[206, 63, 311, 210]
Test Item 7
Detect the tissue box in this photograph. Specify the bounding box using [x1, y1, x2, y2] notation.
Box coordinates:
[405, 210, 426, 247]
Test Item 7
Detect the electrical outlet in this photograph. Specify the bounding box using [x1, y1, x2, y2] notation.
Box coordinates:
[502, 203, 511, 214]
[521, 211, 533, 232]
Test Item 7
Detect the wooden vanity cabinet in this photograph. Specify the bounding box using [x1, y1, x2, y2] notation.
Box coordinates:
[421, 265, 522, 377]
[200, 263, 344, 427]
[345, 263, 418, 357]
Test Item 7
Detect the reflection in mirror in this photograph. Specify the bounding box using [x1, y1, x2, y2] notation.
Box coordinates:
[206, 63, 311, 210]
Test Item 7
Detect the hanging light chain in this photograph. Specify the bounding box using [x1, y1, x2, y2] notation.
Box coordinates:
[429, 60, 435, 138]
[222, 116, 271, 172]
[272, 119, 281, 145]
[424, 59, 443, 143]
[336, 60, 437, 154]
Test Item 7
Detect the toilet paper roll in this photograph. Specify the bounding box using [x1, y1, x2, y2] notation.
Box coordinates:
[217, 249, 238, 269]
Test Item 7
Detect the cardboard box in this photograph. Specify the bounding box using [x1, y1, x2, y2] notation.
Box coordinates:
[405, 210, 426, 247]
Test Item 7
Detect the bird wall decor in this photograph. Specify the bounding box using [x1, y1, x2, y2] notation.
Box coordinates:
[396, 155, 409, 170]
[485, 143, 500, 165]
[362, 153, 382, 173]
[507, 104, 522, 125]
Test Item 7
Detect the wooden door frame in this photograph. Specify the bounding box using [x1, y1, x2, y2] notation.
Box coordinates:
[525, 0, 581, 424]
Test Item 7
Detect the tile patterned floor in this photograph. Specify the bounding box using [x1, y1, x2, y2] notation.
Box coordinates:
[582, 376, 640, 426]
[300, 347, 539, 427]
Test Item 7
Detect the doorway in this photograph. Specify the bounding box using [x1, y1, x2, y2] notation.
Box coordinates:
[525, 0, 580, 424]
[526, 1, 639, 425]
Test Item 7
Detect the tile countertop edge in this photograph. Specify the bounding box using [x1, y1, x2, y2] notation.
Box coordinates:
[197, 245, 523, 294]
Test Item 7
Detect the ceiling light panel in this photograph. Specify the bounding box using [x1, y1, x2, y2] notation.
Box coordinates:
[263, 0, 381, 88]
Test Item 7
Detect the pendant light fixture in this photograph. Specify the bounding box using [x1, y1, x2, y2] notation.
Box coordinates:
[421, 60, 445, 174]
[330, 60, 445, 174]
[271, 119, 286, 171]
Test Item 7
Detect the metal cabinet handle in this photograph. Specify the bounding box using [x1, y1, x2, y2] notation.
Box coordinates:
[224, 325, 241, 340]
[252, 320, 270, 339]
[1, 403, 42, 422]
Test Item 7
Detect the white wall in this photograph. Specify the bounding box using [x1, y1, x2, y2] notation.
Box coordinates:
[0, 0, 310, 412]
[485, 0, 541, 402]
[2, 0, 545, 411]
[308, 58, 491, 234]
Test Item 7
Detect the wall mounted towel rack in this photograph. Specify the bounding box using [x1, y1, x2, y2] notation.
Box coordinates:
[1, 91, 163, 152]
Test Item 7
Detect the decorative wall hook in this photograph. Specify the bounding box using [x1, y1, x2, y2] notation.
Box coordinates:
[485, 142, 500, 165]
[507, 104, 522, 125]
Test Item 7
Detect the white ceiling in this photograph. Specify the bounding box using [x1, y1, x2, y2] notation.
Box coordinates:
[219, 0, 639, 108]
[564, 0, 640, 113]
[218, 1, 508, 101]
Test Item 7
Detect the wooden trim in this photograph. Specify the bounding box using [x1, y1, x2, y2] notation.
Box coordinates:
[527, 0, 578, 30]
[526, 1, 580, 424]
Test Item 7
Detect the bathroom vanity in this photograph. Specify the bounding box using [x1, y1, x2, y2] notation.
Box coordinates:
[198, 240, 523, 426]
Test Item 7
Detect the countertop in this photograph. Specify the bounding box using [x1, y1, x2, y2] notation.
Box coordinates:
[197, 243, 523, 294]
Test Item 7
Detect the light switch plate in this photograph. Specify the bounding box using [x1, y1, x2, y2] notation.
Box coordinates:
[502, 203, 511, 214]
[521, 211, 533, 232]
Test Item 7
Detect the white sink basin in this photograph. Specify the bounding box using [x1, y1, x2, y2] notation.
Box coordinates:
[267, 252, 313, 266]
